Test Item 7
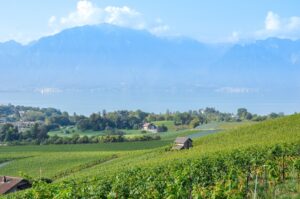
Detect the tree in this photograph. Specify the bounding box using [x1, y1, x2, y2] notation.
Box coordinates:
[77, 119, 91, 131]
[157, 125, 168, 132]
[269, 113, 280, 119]
[190, 118, 201, 128]
[30, 123, 49, 141]
[102, 109, 107, 117]
[245, 112, 253, 120]
[47, 115, 71, 126]
[1, 124, 19, 142]
[71, 134, 80, 144]
[237, 108, 248, 120]
[77, 136, 89, 144]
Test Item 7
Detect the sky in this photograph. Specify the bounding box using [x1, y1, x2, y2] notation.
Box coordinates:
[1, 0, 300, 44]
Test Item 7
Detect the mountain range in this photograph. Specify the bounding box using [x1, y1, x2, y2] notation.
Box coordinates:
[1, 24, 299, 90]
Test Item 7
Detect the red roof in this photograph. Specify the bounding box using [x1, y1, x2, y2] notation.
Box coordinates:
[0, 176, 26, 194]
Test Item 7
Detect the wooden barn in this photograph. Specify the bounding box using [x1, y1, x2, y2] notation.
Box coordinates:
[172, 137, 193, 150]
[0, 176, 31, 195]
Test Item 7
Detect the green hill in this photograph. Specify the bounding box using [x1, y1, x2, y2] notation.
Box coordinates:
[4, 114, 300, 198]
[194, 113, 300, 152]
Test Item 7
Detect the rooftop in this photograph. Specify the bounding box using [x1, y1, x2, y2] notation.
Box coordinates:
[0, 176, 25, 194]
[174, 137, 192, 144]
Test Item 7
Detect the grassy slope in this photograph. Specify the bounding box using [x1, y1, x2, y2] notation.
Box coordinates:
[62, 115, 300, 181]
[195, 114, 300, 151]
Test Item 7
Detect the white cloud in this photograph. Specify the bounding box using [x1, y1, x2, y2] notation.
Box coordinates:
[215, 87, 258, 94]
[49, 0, 169, 35]
[150, 25, 170, 34]
[288, 17, 300, 30]
[227, 31, 240, 43]
[104, 6, 143, 28]
[48, 16, 57, 26]
[256, 11, 300, 39]
[149, 18, 170, 34]
[77, 0, 95, 18]
[59, 0, 100, 27]
[265, 11, 280, 31]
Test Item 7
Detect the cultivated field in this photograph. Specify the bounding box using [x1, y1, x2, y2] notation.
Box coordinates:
[1, 116, 300, 198]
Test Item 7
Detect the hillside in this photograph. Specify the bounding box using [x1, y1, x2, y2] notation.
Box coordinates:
[195, 114, 300, 151]
[2, 114, 300, 198]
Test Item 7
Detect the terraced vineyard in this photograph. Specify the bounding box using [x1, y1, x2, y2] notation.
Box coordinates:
[1, 115, 300, 198]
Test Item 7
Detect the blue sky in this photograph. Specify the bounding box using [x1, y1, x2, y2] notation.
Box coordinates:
[1, 0, 300, 43]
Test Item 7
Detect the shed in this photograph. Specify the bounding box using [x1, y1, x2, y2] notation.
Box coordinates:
[172, 137, 193, 150]
[0, 176, 31, 195]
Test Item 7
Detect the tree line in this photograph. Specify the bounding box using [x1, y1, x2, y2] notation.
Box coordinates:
[0, 123, 160, 145]
[0, 104, 285, 145]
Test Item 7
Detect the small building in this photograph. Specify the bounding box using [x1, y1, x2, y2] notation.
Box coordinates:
[0, 176, 31, 195]
[15, 121, 37, 132]
[172, 137, 193, 150]
[142, 123, 158, 133]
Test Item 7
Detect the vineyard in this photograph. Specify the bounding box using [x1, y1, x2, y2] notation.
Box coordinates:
[7, 143, 300, 198]
[1, 114, 300, 198]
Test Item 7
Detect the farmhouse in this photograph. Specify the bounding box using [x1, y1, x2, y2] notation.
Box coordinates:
[0, 176, 31, 195]
[172, 137, 193, 150]
[142, 123, 158, 133]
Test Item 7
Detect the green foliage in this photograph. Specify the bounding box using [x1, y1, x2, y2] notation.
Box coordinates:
[76, 110, 149, 131]
[7, 143, 300, 199]
[0, 123, 49, 143]
[157, 124, 168, 132]
[1, 104, 285, 145]
[2, 114, 300, 198]
[190, 117, 201, 128]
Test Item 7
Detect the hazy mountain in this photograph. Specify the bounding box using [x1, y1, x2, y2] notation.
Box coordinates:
[0, 24, 300, 89]
[0, 24, 220, 88]
[213, 38, 300, 86]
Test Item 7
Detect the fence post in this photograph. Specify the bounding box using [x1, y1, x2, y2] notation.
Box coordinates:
[263, 165, 268, 192]
[253, 173, 258, 199]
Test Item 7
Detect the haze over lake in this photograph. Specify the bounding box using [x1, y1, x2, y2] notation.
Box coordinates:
[1, 86, 299, 115]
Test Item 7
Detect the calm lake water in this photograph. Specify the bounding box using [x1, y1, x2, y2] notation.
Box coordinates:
[1, 87, 300, 115]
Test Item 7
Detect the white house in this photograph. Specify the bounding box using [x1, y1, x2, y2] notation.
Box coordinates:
[142, 123, 158, 133]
